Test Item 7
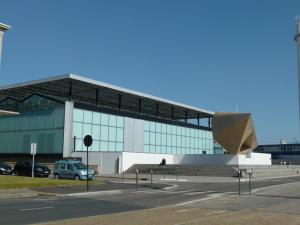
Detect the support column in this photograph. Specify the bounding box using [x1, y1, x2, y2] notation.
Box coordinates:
[63, 101, 74, 158]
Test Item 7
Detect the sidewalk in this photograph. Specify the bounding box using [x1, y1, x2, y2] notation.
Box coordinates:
[0, 179, 169, 199]
[99, 173, 291, 183]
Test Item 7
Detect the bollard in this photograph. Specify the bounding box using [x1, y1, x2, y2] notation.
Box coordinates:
[150, 170, 153, 186]
[238, 170, 241, 196]
[163, 166, 166, 181]
[176, 166, 179, 181]
[136, 169, 139, 191]
[122, 170, 124, 183]
[248, 169, 252, 194]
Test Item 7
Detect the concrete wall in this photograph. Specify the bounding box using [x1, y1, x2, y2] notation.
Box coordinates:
[63, 101, 74, 158]
[122, 152, 174, 171]
[123, 117, 144, 153]
[71, 151, 122, 174]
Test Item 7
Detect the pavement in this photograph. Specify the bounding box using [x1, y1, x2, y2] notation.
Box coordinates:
[33, 178, 300, 225]
[0, 176, 300, 224]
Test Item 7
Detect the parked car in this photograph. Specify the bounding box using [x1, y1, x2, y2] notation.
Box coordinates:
[13, 160, 51, 177]
[53, 160, 95, 180]
[0, 161, 12, 175]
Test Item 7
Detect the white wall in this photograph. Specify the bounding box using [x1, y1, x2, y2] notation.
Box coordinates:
[237, 152, 271, 165]
[122, 152, 174, 171]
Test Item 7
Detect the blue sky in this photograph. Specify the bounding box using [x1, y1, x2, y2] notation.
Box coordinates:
[0, 0, 299, 144]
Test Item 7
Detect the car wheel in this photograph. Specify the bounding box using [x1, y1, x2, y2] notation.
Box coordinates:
[74, 175, 80, 180]
[54, 174, 60, 179]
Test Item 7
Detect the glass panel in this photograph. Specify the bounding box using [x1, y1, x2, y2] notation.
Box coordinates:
[167, 125, 171, 134]
[171, 135, 176, 146]
[150, 132, 155, 145]
[161, 124, 167, 133]
[91, 140, 99, 151]
[156, 133, 161, 145]
[144, 131, 150, 144]
[144, 121, 150, 131]
[116, 143, 123, 151]
[161, 134, 166, 146]
[144, 144, 150, 152]
[100, 141, 108, 151]
[116, 128, 123, 142]
[75, 139, 83, 151]
[109, 115, 117, 127]
[73, 109, 83, 122]
[167, 134, 171, 146]
[83, 123, 92, 136]
[108, 142, 116, 151]
[109, 127, 116, 141]
[155, 123, 161, 133]
[171, 126, 176, 135]
[101, 126, 109, 140]
[101, 114, 109, 126]
[92, 112, 101, 124]
[83, 110, 92, 124]
[117, 116, 124, 127]
[73, 122, 83, 139]
[92, 125, 100, 140]
[150, 122, 155, 132]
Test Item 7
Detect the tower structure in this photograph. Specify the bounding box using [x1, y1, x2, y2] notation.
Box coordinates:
[0, 23, 11, 64]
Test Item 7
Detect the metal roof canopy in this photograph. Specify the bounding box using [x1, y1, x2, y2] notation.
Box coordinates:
[0, 74, 214, 121]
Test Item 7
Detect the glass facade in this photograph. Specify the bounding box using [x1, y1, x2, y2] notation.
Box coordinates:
[144, 121, 213, 154]
[0, 95, 65, 154]
[73, 108, 124, 152]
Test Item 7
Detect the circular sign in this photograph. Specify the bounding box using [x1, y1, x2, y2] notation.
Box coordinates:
[84, 135, 93, 147]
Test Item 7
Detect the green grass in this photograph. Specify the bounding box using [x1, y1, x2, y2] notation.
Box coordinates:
[0, 175, 104, 189]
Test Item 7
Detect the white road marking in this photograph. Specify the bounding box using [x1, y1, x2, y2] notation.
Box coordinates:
[175, 193, 224, 207]
[160, 178, 188, 182]
[164, 190, 192, 195]
[163, 184, 178, 190]
[19, 206, 54, 212]
[185, 191, 214, 196]
[252, 181, 300, 193]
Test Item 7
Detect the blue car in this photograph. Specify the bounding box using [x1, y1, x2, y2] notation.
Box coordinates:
[53, 160, 95, 180]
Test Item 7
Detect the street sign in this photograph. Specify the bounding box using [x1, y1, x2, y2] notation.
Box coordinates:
[30, 143, 37, 178]
[84, 135, 93, 147]
[30, 143, 37, 155]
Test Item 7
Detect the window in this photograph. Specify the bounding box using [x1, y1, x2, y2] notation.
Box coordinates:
[73, 109, 124, 153]
[143, 120, 213, 155]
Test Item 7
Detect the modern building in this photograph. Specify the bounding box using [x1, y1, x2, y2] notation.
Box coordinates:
[254, 143, 300, 164]
[0, 74, 219, 173]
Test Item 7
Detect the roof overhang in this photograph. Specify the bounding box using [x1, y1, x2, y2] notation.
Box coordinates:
[0, 109, 19, 116]
[0, 74, 214, 121]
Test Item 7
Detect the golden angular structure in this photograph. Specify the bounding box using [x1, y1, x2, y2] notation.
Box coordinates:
[212, 112, 257, 155]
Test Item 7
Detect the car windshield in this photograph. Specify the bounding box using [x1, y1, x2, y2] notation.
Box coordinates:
[74, 163, 87, 170]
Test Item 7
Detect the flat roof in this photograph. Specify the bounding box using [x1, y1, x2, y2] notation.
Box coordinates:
[0, 74, 214, 120]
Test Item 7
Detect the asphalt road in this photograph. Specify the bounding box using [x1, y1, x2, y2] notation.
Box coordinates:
[1, 176, 300, 225]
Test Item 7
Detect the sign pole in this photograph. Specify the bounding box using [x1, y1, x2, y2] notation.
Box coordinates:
[83, 135, 93, 192]
[87, 145, 89, 192]
[32, 153, 35, 178]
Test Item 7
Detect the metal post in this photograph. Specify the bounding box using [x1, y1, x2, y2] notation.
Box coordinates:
[238, 170, 241, 195]
[87, 146, 89, 192]
[122, 170, 124, 183]
[136, 169, 138, 191]
[32, 154, 35, 178]
[176, 166, 179, 181]
[164, 166, 166, 181]
[248, 170, 252, 194]
[150, 170, 153, 186]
